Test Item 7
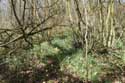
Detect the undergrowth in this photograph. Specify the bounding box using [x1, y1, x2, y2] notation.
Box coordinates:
[1, 30, 125, 83]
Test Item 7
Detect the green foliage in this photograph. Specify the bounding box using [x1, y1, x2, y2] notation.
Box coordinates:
[1, 28, 125, 83]
[6, 32, 72, 71]
[6, 51, 38, 71]
[31, 41, 60, 57]
[60, 50, 102, 81]
[116, 40, 124, 49]
[51, 38, 72, 51]
[51, 31, 73, 51]
[122, 53, 125, 63]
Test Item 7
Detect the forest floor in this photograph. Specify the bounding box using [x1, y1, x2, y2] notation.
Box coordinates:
[0, 55, 125, 83]
[0, 31, 125, 83]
